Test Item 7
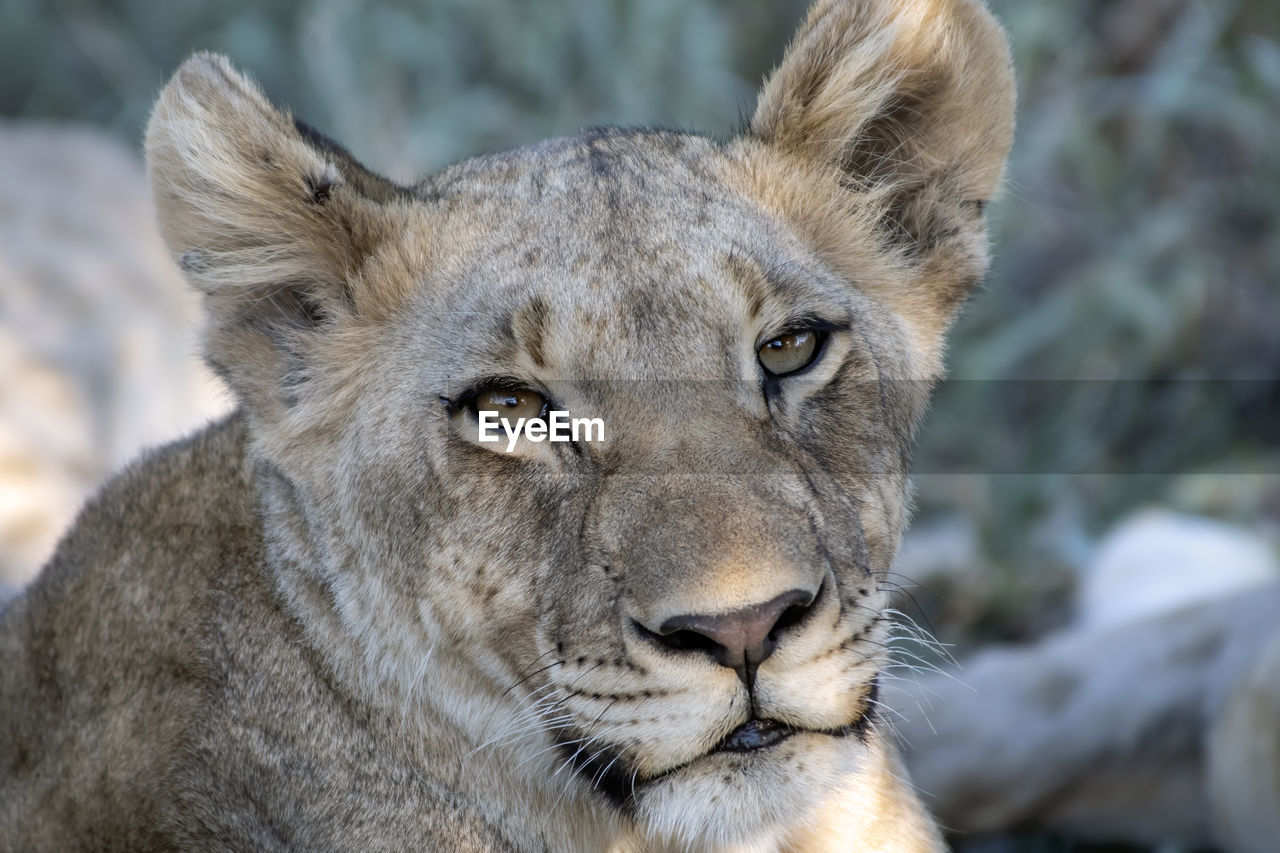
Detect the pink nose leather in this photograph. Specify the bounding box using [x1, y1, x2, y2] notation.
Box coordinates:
[652, 588, 816, 686]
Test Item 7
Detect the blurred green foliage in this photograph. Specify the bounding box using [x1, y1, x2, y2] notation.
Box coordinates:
[920, 0, 1280, 641]
[3, 0, 1278, 625]
[1, 0, 807, 175]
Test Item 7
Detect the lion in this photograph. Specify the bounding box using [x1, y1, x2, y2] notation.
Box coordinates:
[0, 0, 1014, 849]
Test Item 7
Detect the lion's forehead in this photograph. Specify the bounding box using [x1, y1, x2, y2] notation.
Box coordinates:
[421, 129, 785, 291]
[421, 127, 732, 211]
[405, 131, 865, 383]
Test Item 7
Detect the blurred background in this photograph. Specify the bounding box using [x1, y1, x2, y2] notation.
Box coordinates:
[1, 0, 1277, 850]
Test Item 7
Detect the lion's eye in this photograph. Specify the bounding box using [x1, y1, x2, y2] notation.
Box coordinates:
[758, 330, 823, 377]
[468, 387, 548, 424]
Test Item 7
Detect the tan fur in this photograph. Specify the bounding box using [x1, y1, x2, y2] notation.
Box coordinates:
[1, 2, 1014, 850]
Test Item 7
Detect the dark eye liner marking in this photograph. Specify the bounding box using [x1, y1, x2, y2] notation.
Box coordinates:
[439, 376, 547, 418]
[757, 316, 849, 350]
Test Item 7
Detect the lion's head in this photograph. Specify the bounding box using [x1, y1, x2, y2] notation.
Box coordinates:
[145, 0, 1013, 847]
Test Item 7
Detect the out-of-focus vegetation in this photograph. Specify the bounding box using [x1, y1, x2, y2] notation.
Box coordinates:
[3, 0, 1278, 849]
[917, 0, 1280, 647]
[2, 0, 810, 176]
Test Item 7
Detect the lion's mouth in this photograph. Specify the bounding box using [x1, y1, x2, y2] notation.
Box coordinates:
[712, 675, 880, 755]
[556, 677, 882, 811]
[712, 718, 796, 753]
[556, 711, 876, 812]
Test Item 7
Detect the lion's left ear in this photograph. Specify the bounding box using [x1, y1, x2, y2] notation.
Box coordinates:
[746, 0, 1015, 362]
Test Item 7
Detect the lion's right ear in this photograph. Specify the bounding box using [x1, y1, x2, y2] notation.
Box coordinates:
[745, 0, 1015, 370]
[146, 53, 428, 420]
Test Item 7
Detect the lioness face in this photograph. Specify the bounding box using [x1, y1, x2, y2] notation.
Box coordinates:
[375, 131, 921, 835]
[146, 0, 1013, 846]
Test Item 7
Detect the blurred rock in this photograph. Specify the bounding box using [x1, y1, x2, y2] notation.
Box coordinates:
[1078, 509, 1279, 630]
[888, 584, 1280, 848]
[1208, 626, 1280, 853]
[0, 121, 231, 592]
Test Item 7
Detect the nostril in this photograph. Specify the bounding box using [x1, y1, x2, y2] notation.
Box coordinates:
[769, 603, 809, 639]
[645, 625, 722, 656]
[769, 582, 823, 641]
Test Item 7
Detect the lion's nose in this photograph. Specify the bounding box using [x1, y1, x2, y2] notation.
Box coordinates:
[640, 588, 818, 687]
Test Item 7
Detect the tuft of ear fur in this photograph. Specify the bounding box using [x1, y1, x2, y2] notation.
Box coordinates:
[146, 53, 428, 420]
[744, 0, 1015, 367]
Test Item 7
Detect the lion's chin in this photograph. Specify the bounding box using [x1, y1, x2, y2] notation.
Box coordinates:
[631, 732, 868, 851]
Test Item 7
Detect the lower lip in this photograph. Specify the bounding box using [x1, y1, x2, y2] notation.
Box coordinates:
[714, 719, 796, 753]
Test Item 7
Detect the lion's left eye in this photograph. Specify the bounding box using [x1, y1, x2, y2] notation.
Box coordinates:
[758, 330, 824, 377]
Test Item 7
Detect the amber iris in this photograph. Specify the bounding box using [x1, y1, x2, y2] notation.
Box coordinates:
[758, 330, 822, 376]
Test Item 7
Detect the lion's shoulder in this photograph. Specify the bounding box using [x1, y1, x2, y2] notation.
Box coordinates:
[0, 415, 258, 844]
[21, 413, 258, 611]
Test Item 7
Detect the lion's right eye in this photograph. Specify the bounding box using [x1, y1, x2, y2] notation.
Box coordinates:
[468, 387, 548, 425]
